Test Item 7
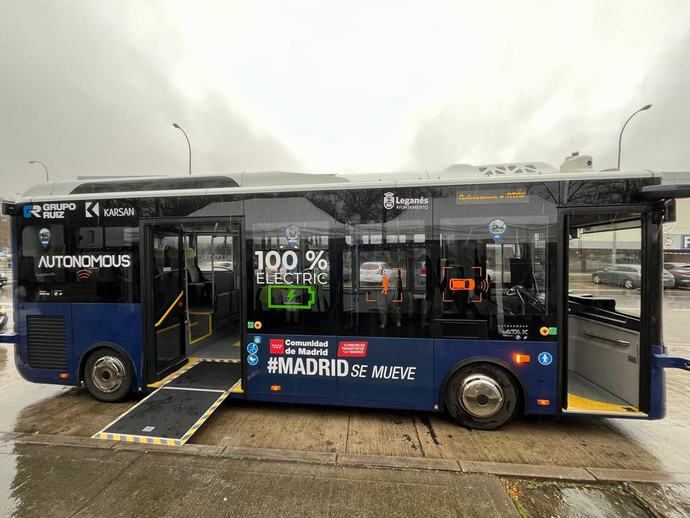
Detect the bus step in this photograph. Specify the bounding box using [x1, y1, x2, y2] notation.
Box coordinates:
[93, 360, 240, 446]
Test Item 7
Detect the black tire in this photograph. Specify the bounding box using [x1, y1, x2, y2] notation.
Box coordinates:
[83, 347, 133, 402]
[444, 363, 519, 430]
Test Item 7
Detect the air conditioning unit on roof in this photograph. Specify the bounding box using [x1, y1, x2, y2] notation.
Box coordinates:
[560, 152, 594, 172]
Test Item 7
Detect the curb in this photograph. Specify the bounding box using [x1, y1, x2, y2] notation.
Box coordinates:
[4, 431, 690, 485]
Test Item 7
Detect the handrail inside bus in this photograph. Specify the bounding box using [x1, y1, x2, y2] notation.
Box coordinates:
[155, 291, 184, 328]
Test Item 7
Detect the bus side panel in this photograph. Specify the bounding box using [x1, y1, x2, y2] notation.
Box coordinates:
[245, 335, 434, 408]
[15, 303, 74, 385]
[434, 339, 559, 416]
[71, 303, 143, 389]
[246, 334, 338, 400]
[14, 303, 143, 388]
[336, 336, 434, 406]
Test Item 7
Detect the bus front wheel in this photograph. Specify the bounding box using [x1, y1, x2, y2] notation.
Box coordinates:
[444, 363, 519, 430]
[83, 348, 133, 402]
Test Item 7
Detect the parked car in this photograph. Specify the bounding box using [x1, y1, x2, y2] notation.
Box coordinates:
[0, 307, 7, 333]
[359, 261, 393, 286]
[664, 263, 690, 288]
[0, 274, 7, 289]
[592, 264, 674, 289]
[592, 264, 639, 289]
[664, 269, 676, 288]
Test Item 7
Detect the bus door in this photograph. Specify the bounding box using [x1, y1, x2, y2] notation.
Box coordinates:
[143, 224, 187, 380]
[560, 208, 660, 416]
[181, 220, 244, 360]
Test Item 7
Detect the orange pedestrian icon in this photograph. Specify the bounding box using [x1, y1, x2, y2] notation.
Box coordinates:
[380, 267, 390, 294]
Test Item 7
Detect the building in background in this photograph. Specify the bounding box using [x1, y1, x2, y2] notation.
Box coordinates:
[662, 172, 690, 264]
[0, 215, 9, 250]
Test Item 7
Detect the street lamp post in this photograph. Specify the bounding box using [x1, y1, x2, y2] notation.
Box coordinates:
[28, 160, 49, 182]
[617, 104, 652, 171]
[172, 123, 192, 176]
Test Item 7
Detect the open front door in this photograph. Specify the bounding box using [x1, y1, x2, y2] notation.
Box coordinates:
[560, 207, 661, 415]
[143, 224, 188, 381]
[142, 217, 246, 385]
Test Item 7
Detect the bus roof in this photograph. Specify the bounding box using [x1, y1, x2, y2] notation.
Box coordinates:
[11, 162, 658, 203]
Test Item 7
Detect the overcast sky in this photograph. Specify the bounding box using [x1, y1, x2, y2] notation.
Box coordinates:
[1, 1, 689, 198]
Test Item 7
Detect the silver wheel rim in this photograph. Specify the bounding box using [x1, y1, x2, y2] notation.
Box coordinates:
[625, 279, 633, 289]
[593, 275, 600, 283]
[459, 374, 504, 418]
[92, 356, 126, 393]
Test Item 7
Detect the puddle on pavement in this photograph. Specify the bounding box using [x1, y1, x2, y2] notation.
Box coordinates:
[630, 483, 690, 518]
[504, 479, 653, 517]
[0, 347, 67, 433]
[0, 450, 19, 516]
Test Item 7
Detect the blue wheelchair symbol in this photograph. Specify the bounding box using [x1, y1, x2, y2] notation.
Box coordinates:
[247, 343, 258, 355]
[247, 354, 259, 366]
[538, 352, 553, 366]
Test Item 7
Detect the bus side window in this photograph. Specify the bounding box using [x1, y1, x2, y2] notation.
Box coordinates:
[435, 184, 557, 340]
[18, 224, 68, 302]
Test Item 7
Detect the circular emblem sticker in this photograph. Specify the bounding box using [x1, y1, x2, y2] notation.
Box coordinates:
[285, 224, 300, 247]
[488, 219, 507, 242]
[247, 343, 258, 355]
[247, 354, 259, 366]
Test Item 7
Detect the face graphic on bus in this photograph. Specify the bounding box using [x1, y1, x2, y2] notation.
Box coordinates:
[39, 228, 51, 249]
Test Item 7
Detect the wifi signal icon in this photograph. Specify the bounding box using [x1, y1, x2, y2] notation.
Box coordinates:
[478, 278, 490, 292]
[77, 269, 93, 280]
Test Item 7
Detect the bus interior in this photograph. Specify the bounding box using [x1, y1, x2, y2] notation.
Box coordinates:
[150, 221, 242, 375]
[564, 211, 646, 416]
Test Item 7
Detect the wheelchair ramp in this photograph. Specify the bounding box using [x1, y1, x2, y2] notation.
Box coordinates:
[93, 360, 241, 446]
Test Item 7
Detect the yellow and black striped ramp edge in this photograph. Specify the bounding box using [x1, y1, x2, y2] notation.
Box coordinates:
[93, 360, 241, 446]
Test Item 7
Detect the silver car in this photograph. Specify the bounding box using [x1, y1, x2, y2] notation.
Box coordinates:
[592, 264, 674, 289]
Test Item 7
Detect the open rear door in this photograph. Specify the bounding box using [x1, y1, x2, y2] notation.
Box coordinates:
[560, 207, 662, 416]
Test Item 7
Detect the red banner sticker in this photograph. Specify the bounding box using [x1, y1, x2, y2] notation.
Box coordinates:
[338, 341, 368, 358]
[269, 338, 285, 355]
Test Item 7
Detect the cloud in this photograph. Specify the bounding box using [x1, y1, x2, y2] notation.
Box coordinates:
[404, 3, 690, 172]
[0, 1, 300, 198]
[0, 0, 688, 201]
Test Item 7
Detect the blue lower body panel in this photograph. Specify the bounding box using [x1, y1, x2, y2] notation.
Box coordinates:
[15, 303, 143, 388]
[244, 333, 559, 415]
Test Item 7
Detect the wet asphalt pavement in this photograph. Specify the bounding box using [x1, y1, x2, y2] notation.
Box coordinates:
[1, 282, 690, 515]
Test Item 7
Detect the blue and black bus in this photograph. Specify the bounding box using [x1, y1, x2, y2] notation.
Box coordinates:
[1, 160, 689, 444]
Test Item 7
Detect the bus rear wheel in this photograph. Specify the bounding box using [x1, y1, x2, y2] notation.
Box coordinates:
[83, 348, 133, 402]
[444, 363, 519, 430]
